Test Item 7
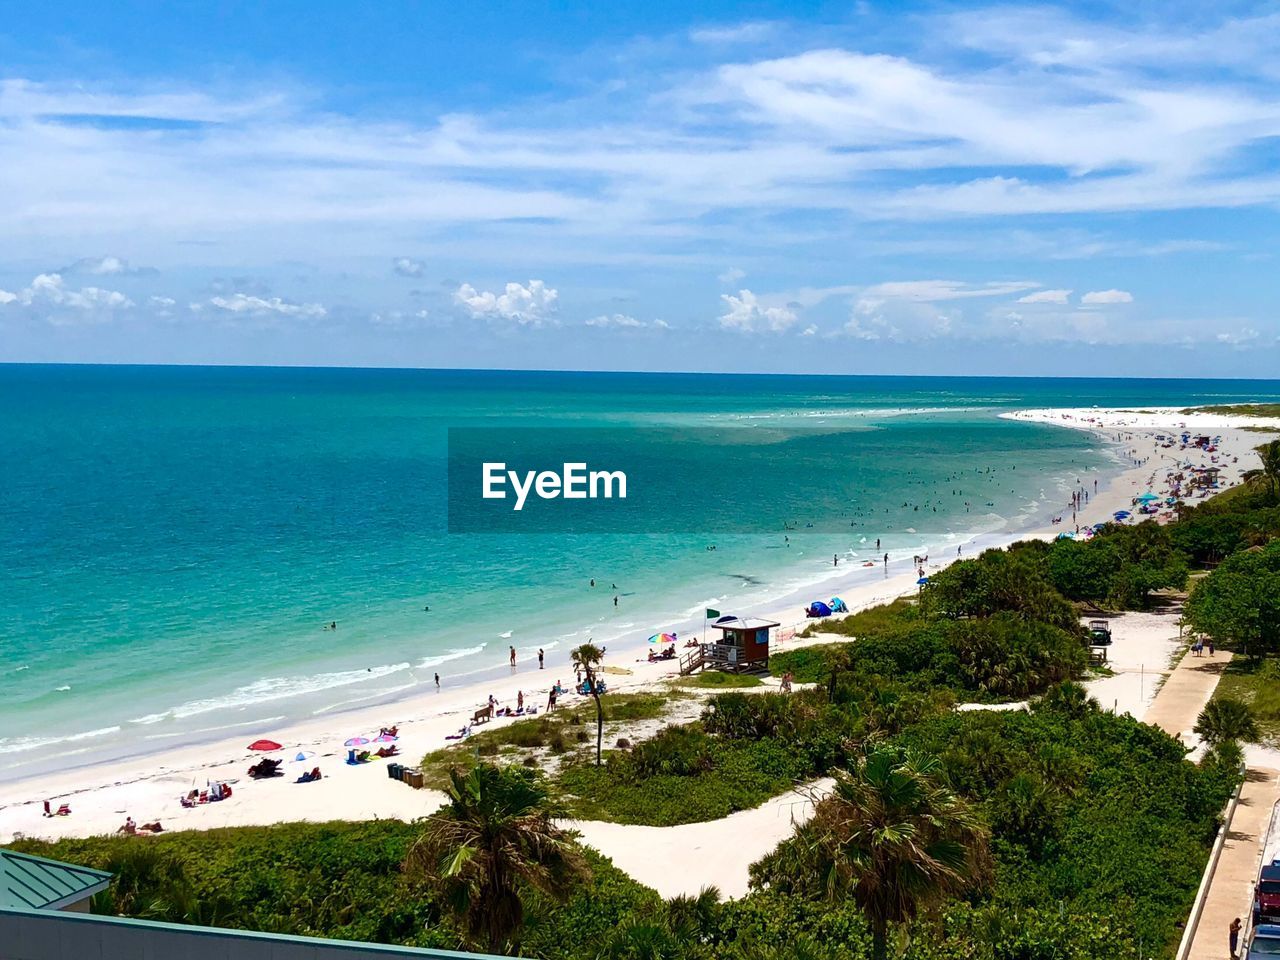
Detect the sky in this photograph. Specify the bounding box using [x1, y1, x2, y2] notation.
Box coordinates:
[2, 0, 1280, 376]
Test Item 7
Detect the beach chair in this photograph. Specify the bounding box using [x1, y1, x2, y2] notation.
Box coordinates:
[472, 705, 493, 724]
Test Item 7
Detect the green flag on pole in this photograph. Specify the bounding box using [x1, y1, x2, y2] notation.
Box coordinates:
[706, 608, 720, 619]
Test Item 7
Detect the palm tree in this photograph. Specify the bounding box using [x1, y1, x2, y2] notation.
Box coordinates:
[1034, 680, 1099, 720]
[1194, 695, 1259, 747]
[803, 747, 991, 960]
[1261, 439, 1280, 502]
[572, 642, 606, 765]
[404, 764, 588, 951]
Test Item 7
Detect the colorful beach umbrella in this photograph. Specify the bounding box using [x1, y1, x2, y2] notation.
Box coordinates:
[648, 633, 677, 644]
[247, 739, 282, 752]
[344, 736, 370, 747]
[374, 733, 397, 743]
[1136, 492, 1160, 503]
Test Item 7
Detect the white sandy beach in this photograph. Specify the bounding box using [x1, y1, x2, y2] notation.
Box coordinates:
[3, 403, 1276, 873]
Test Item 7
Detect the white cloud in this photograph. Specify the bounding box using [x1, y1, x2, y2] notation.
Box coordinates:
[1216, 328, 1259, 346]
[1018, 289, 1072, 304]
[393, 257, 425, 277]
[719, 289, 798, 333]
[16, 272, 133, 310]
[585, 313, 669, 330]
[800, 324, 818, 336]
[207, 293, 326, 317]
[148, 296, 176, 307]
[1081, 289, 1134, 304]
[691, 21, 775, 44]
[861, 280, 1039, 302]
[586, 313, 642, 328]
[59, 255, 155, 276]
[454, 280, 558, 325]
[0, 288, 16, 304]
[718, 267, 746, 285]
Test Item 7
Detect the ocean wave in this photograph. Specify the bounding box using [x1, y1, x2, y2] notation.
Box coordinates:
[170, 662, 412, 720]
[0, 725, 122, 755]
[142, 716, 287, 741]
[416, 644, 486, 669]
[311, 682, 421, 715]
[130, 712, 171, 725]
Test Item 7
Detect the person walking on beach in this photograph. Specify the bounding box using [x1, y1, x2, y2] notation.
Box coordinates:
[547, 685, 557, 711]
[434, 672, 440, 691]
[1208, 639, 1215, 656]
[1230, 917, 1241, 957]
[833, 554, 839, 567]
[517, 690, 524, 711]
[538, 648, 545, 669]
[509, 645, 516, 668]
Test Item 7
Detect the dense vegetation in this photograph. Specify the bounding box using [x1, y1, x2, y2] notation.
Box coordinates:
[19, 693, 1236, 959]
[782, 599, 1085, 700]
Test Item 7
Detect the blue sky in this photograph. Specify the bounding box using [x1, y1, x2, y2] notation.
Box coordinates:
[2, 0, 1280, 376]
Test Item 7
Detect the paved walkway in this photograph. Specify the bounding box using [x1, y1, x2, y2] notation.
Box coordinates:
[1188, 768, 1280, 960]
[1142, 648, 1232, 748]
[569, 778, 833, 898]
[1140, 647, 1280, 959]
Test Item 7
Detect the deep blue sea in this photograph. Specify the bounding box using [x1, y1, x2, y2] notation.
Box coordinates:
[3, 366, 1278, 778]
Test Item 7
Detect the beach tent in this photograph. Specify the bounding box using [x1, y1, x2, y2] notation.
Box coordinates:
[247, 739, 282, 752]
[806, 601, 832, 617]
[829, 598, 849, 613]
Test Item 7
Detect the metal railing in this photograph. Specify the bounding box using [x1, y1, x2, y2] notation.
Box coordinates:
[0, 905, 505, 960]
[1173, 766, 1247, 960]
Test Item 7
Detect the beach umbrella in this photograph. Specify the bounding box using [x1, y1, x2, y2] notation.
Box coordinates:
[916, 577, 929, 586]
[293, 750, 316, 762]
[1136, 492, 1159, 503]
[247, 739, 282, 752]
[648, 633, 677, 644]
[1113, 510, 1130, 519]
[344, 736, 370, 747]
[374, 733, 397, 743]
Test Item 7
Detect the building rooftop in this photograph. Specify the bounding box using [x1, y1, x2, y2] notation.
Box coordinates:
[0, 848, 112, 911]
[711, 617, 780, 631]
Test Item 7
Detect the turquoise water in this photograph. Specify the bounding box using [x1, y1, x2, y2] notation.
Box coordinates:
[3, 366, 1278, 779]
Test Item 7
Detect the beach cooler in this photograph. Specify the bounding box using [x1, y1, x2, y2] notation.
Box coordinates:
[405, 768, 425, 789]
[387, 762, 403, 780]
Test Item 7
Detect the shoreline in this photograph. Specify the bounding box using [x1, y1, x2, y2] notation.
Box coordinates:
[3, 404, 1273, 842]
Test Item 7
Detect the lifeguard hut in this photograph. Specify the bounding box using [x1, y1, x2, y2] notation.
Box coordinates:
[679, 616, 778, 675]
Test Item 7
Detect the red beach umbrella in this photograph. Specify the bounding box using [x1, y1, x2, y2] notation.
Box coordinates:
[248, 739, 283, 751]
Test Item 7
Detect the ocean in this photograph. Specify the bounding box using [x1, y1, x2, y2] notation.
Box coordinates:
[3, 365, 1278, 779]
